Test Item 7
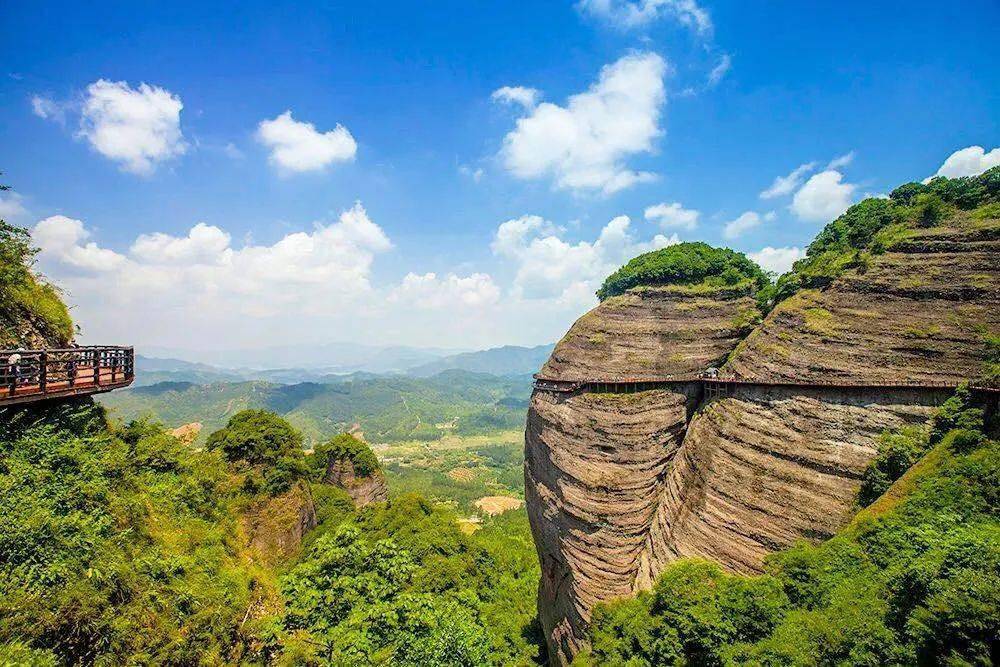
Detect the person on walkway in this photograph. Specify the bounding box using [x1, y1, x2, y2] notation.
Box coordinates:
[6, 350, 23, 390]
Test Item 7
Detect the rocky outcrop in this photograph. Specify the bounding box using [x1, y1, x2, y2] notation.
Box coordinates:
[526, 215, 1000, 663]
[727, 222, 1000, 383]
[242, 481, 318, 565]
[324, 457, 388, 507]
[539, 284, 757, 381]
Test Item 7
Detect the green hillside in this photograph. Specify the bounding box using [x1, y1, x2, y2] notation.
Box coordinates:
[99, 370, 532, 444]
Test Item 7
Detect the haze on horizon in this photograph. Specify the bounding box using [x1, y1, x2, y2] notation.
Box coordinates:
[2, 1, 997, 352]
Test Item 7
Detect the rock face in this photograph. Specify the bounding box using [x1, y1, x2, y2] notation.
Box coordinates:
[526, 216, 1000, 663]
[727, 221, 1000, 383]
[539, 284, 758, 381]
[242, 481, 318, 565]
[324, 457, 389, 507]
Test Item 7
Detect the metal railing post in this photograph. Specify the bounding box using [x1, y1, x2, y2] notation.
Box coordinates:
[39, 351, 47, 394]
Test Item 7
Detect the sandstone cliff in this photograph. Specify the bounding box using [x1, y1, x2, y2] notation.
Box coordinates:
[526, 209, 1000, 663]
[324, 455, 389, 507]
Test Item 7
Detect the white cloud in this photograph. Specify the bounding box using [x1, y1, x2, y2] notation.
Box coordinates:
[760, 162, 817, 199]
[493, 213, 677, 303]
[498, 52, 667, 195]
[790, 170, 856, 223]
[707, 54, 731, 87]
[644, 201, 699, 231]
[389, 272, 500, 309]
[0, 191, 27, 221]
[30, 95, 66, 123]
[826, 151, 855, 170]
[130, 223, 232, 265]
[929, 145, 1000, 180]
[33, 216, 128, 273]
[458, 164, 484, 182]
[578, 0, 712, 33]
[491, 86, 541, 110]
[77, 80, 187, 175]
[747, 246, 805, 275]
[256, 111, 357, 173]
[722, 211, 762, 239]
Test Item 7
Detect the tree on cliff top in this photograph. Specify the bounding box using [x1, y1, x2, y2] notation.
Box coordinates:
[596, 242, 769, 301]
[311, 432, 381, 478]
[206, 409, 307, 494]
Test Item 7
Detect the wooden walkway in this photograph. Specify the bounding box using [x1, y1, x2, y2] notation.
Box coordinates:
[533, 374, 999, 396]
[1, 346, 134, 406]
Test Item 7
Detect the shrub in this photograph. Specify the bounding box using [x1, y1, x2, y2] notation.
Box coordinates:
[206, 409, 307, 494]
[596, 242, 769, 301]
[312, 432, 381, 478]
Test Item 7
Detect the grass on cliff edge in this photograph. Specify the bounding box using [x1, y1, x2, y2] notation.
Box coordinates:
[580, 388, 999, 667]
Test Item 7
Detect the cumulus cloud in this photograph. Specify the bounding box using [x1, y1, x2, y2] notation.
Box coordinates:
[491, 86, 541, 110]
[760, 162, 817, 199]
[0, 191, 27, 221]
[389, 272, 500, 309]
[493, 213, 677, 303]
[34, 215, 128, 273]
[77, 80, 187, 175]
[722, 211, 763, 239]
[498, 52, 667, 195]
[790, 170, 856, 223]
[256, 111, 357, 173]
[34, 202, 389, 314]
[929, 145, 1000, 180]
[747, 246, 805, 275]
[577, 0, 712, 33]
[644, 201, 699, 231]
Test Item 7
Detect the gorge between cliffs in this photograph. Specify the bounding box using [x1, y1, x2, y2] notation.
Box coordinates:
[525, 200, 1000, 663]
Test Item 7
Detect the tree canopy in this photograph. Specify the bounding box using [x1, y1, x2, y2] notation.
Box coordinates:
[596, 242, 769, 301]
[313, 432, 381, 478]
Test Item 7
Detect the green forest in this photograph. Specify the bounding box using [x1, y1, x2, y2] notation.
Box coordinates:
[0, 401, 542, 665]
[98, 370, 531, 445]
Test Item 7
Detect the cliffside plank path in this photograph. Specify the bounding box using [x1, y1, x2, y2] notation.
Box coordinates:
[532, 373, 999, 396]
[1, 346, 134, 406]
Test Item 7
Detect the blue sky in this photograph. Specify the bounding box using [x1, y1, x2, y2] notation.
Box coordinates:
[1, 1, 998, 354]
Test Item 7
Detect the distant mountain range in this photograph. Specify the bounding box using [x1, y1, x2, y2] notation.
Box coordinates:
[133, 343, 553, 386]
[102, 369, 532, 444]
[407, 344, 554, 377]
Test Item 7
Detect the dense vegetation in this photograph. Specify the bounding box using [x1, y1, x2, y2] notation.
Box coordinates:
[100, 370, 532, 444]
[0, 184, 73, 348]
[207, 409, 309, 494]
[583, 388, 999, 666]
[275, 497, 541, 665]
[596, 242, 769, 301]
[0, 398, 541, 664]
[0, 400, 274, 663]
[313, 432, 381, 477]
[759, 166, 1000, 310]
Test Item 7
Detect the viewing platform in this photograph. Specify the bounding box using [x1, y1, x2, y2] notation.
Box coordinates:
[1, 346, 134, 406]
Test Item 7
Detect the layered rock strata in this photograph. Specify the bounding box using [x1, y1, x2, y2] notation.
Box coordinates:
[526, 215, 1000, 664]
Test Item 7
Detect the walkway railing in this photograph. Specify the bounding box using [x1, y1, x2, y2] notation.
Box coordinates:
[0, 346, 134, 406]
[532, 373, 999, 395]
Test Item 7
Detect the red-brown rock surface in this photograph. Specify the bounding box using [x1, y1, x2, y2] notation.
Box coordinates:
[525, 212, 1000, 664]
